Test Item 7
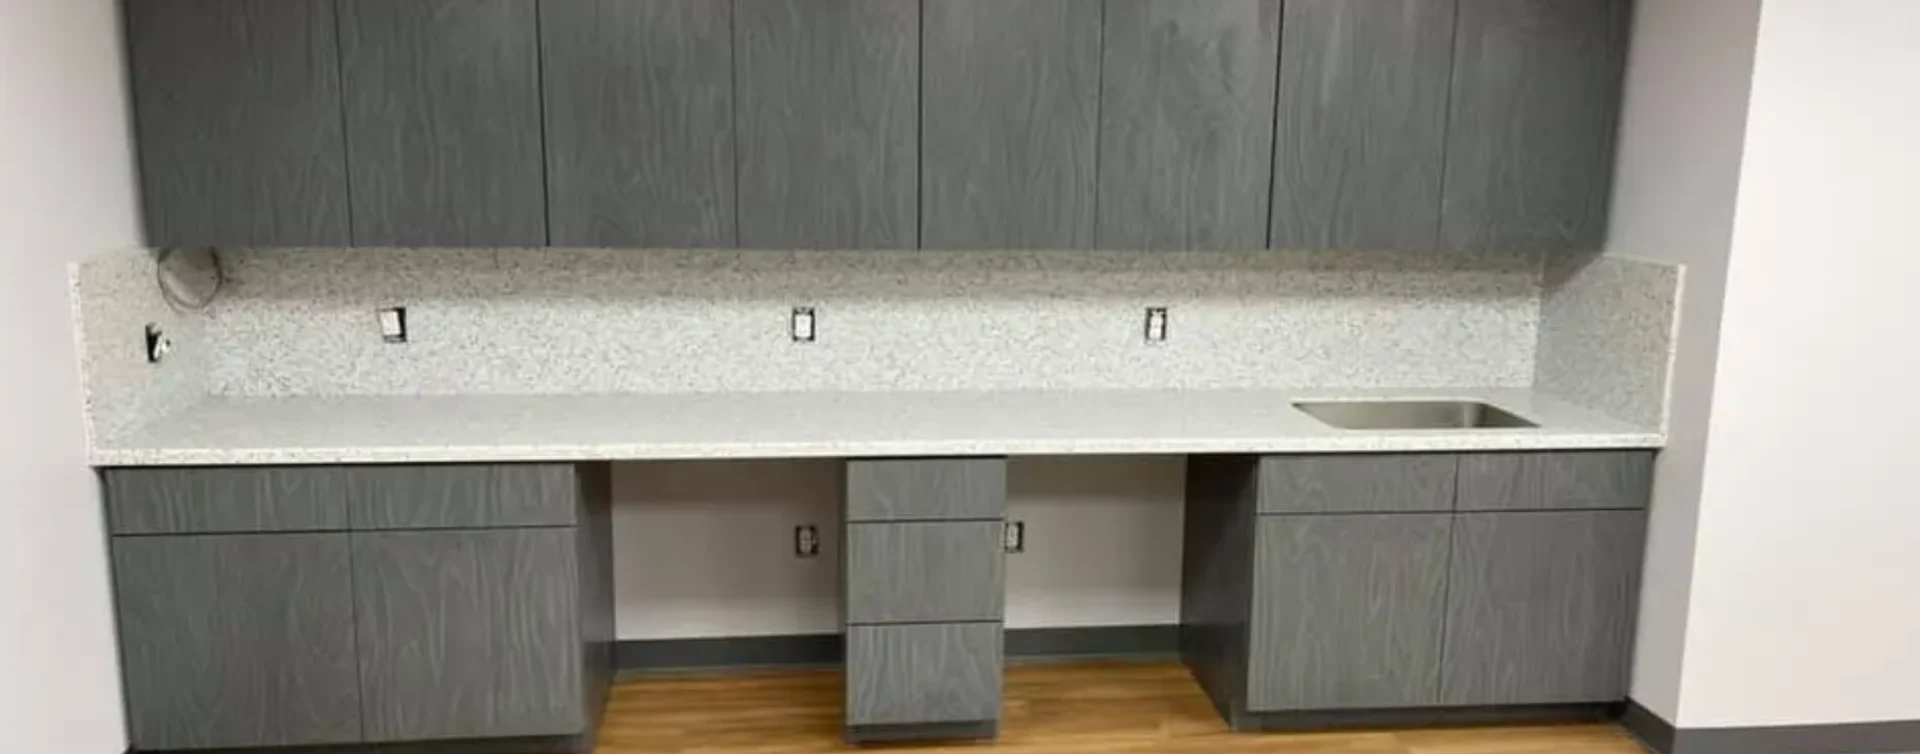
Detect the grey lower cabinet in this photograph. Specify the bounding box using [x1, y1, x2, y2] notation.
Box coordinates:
[1246, 515, 1452, 711]
[841, 458, 1007, 743]
[1182, 451, 1651, 730]
[106, 463, 614, 753]
[112, 534, 362, 750]
[1441, 511, 1646, 706]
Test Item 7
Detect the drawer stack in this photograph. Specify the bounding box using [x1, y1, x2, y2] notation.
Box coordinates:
[841, 458, 1008, 743]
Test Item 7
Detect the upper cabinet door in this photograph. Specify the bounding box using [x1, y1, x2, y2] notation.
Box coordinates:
[1270, 0, 1456, 251]
[735, 0, 919, 249]
[1097, 0, 1279, 250]
[339, 0, 548, 247]
[540, 0, 736, 248]
[125, 0, 350, 248]
[920, 0, 1101, 249]
[1440, 0, 1630, 252]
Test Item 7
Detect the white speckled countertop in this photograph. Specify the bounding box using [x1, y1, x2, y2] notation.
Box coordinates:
[91, 387, 1662, 467]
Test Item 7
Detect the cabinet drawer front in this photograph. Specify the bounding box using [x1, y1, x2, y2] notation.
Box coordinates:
[347, 464, 578, 530]
[1257, 455, 1455, 513]
[105, 467, 349, 534]
[846, 458, 1006, 522]
[847, 522, 1005, 624]
[1457, 452, 1653, 511]
[1248, 515, 1451, 711]
[113, 533, 361, 749]
[846, 623, 1003, 727]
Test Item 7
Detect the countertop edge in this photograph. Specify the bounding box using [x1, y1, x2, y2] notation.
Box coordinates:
[90, 433, 1667, 467]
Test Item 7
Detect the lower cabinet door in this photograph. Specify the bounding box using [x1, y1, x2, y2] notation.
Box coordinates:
[113, 533, 362, 750]
[1246, 515, 1451, 711]
[846, 623, 1003, 726]
[352, 528, 584, 741]
[1441, 511, 1646, 705]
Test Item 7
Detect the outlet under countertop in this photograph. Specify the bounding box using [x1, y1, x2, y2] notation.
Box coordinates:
[89, 387, 1662, 467]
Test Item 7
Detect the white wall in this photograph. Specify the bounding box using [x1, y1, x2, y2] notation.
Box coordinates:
[1675, 0, 1920, 727]
[1603, 0, 1763, 720]
[612, 457, 1184, 639]
[0, 1, 144, 752]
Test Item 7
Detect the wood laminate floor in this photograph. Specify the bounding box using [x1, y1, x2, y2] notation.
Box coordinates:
[596, 660, 1648, 753]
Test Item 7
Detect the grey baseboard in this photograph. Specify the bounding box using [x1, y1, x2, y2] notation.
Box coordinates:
[129, 733, 585, 754]
[1623, 698, 1920, 754]
[844, 720, 998, 744]
[1233, 703, 1618, 733]
[615, 624, 1178, 672]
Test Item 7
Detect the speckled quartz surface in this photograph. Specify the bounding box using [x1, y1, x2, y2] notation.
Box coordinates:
[92, 387, 1661, 467]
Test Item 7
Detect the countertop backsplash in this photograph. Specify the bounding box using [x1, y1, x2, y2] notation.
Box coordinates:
[199, 248, 1545, 396]
[72, 247, 1681, 447]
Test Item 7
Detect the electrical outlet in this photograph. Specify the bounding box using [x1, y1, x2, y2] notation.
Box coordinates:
[794, 525, 819, 557]
[791, 306, 816, 343]
[1144, 307, 1169, 343]
[1004, 521, 1025, 554]
[378, 307, 408, 343]
[144, 323, 172, 364]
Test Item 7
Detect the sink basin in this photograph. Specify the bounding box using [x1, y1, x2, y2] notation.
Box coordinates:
[1293, 400, 1538, 430]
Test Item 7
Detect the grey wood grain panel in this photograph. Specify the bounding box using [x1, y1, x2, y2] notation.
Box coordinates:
[1440, 0, 1630, 252]
[735, 0, 918, 248]
[339, 0, 547, 246]
[1096, 0, 1279, 250]
[112, 534, 360, 749]
[346, 464, 578, 530]
[124, 0, 350, 247]
[1442, 511, 1646, 705]
[354, 528, 585, 741]
[1270, 0, 1455, 250]
[846, 623, 1003, 726]
[104, 467, 348, 534]
[845, 458, 1007, 522]
[1457, 452, 1654, 511]
[573, 464, 617, 731]
[1248, 515, 1450, 711]
[1180, 455, 1258, 721]
[847, 522, 1005, 624]
[1256, 455, 1457, 514]
[540, 0, 735, 247]
[920, 0, 1101, 248]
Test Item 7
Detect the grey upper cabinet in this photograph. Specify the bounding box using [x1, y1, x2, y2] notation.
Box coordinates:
[339, 0, 548, 247]
[1270, 0, 1456, 251]
[1248, 515, 1450, 711]
[113, 534, 361, 750]
[1457, 451, 1654, 511]
[1440, 0, 1631, 252]
[735, 0, 919, 249]
[1097, 0, 1279, 250]
[353, 528, 586, 741]
[920, 0, 1101, 249]
[1442, 511, 1645, 706]
[125, 0, 350, 248]
[540, 0, 736, 247]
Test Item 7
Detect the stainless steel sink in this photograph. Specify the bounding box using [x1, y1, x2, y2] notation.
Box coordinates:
[1293, 400, 1538, 430]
